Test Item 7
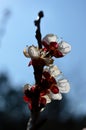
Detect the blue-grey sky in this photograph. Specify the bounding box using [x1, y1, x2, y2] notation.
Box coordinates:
[0, 0, 86, 117]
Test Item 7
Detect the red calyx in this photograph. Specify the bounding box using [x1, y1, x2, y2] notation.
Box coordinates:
[51, 85, 59, 94]
[23, 95, 31, 103]
[49, 42, 58, 50]
[43, 71, 51, 79]
[40, 97, 46, 105]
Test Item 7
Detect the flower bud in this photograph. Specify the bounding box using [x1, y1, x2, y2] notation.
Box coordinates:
[23, 46, 30, 57]
[23, 84, 31, 92]
[28, 45, 40, 59]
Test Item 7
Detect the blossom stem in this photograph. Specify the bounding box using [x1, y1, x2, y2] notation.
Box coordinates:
[26, 11, 45, 130]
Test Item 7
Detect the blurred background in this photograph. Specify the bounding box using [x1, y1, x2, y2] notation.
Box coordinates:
[0, 0, 86, 129]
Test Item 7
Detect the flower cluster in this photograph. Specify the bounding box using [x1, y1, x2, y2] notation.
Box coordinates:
[23, 34, 71, 111]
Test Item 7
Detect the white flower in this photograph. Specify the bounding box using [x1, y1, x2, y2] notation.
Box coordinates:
[57, 79, 70, 93]
[43, 65, 70, 101]
[47, 79, 70, 100]
[58, 41, 71, 55]
[42, 34, 58, 45]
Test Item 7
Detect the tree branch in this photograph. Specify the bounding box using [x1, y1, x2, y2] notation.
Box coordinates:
[34, 11, 44, 49]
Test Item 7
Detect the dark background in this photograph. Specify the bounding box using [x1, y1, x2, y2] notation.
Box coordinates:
[0, 72, 86, 130]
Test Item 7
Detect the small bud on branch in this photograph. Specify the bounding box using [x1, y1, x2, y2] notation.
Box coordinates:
[34, 11, 44, 49]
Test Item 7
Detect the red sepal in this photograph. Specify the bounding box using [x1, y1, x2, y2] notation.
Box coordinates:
[54, 50, 63, 58]
[40, 97, 46, 105]
[43, 71, 51, 79]
[41, 41, 49, 49]
[28, 103, 32, 110]
[51, 85, 59, 94]
[23, 95, 31, 103]
[50, 42, 58, 49]
[28, 60, 32, 66]
[30, 86, 35, 92]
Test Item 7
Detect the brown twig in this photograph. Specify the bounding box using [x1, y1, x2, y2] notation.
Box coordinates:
[26, 11, 46, 130]
[34, 11, 44, 49]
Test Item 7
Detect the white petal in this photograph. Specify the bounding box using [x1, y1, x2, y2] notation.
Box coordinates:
[23, 46, 30, 57]
[57, 79, 70, 93]
[42, 95, 51, 104]
[48, 91, 62, 100]
[42, 34, 58, 45]
[58, 41, 71, 55]
[55, 73, 65, 82]
[43, 67, 49, 72]
[28, 45, 40, 58]
[49, 65, 61, 77]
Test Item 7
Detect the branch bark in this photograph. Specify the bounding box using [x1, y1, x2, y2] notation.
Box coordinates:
[26, 11, 46, 130]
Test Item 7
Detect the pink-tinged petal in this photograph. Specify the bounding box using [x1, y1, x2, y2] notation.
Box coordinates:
[51, 85, 59, 94]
